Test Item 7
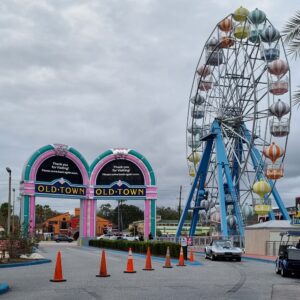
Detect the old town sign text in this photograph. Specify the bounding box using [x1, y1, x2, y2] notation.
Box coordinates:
[35, 156, 86, 197]
[94, 159, 146, 199]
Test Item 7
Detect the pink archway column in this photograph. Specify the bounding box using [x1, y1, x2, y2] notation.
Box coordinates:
[144, 199, 150, 238]
[80, 187, 96, 238]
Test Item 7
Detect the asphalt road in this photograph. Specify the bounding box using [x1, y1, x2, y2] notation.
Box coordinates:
[1, 242, 300, 300]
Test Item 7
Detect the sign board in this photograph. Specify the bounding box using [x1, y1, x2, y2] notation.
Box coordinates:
[94, 182, 146, 199]
[35, 156, 85, 197]
[96, 159, 144, 186]
[36, 156, 83, 184]
[35, 179, 86, 197]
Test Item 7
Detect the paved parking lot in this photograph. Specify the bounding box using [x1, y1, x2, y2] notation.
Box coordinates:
[0, 243, 300, 300]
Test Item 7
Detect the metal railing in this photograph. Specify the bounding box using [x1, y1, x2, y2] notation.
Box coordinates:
[156, 235, 244, 248]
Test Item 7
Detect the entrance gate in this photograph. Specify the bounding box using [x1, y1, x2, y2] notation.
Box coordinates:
[20, 144, 157, 242]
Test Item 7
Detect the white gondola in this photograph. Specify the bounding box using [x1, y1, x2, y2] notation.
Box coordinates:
[270, 119, 290, 137]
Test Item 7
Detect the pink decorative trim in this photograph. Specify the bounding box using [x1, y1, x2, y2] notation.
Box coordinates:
[22, 182, 35, 196]
[90, 154, 151, 186]
[86, 186, 94, 200]
[144, 199, 150, 238]
[146, 186, 157, 199]
[29, 196, 35, 235]
[29, 150, 89, 184]
[83, 199, 88, 236]
[90, 200, 95, 237]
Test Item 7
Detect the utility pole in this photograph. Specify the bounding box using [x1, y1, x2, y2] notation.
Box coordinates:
[178, 185, 182, 221]
[6, 167, 12, 237]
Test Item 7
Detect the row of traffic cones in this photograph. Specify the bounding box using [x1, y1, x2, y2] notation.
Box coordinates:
[50, 246, 196, 282]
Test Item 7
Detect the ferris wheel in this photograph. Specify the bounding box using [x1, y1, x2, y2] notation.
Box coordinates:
[177, 7, 292, 239]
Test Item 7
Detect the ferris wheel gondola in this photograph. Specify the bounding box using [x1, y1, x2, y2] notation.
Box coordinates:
[177, 6, 292, 240]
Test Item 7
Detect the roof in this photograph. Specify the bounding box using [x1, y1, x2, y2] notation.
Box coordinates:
[246, 220, 300, 230]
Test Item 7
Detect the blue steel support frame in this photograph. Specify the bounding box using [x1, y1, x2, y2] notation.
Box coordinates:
[176, 135, 214, 239]
[213, 121, 244, 237]
[242, 125, 290, 220]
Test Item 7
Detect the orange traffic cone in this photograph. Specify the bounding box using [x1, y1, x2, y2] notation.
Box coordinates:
[124, 248, 136, 273]
[143, 247, 154, 271]
[163, 246, 173, 268]
[189, 248, 195, 263]
[177, 246, 186, 267]
[96, 250, 111, 277]
[50, 251, 66, 282]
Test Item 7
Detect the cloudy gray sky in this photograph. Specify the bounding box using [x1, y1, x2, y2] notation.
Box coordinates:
[0, 0, 299, 214]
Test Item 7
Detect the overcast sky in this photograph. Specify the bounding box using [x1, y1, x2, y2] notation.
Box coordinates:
[0, 0, 299, 214]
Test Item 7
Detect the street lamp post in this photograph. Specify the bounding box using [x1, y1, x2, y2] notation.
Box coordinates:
[6, 167, 11, 237]
[12, 188, 15, 235]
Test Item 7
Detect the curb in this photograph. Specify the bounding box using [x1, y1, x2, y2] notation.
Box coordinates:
[241, 256, 275, 264]
[0, 283, 9, 295]
[0, 259, 52, 268]
[195, 250, 275, 264]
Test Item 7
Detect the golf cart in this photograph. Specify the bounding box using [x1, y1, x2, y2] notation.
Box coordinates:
[275, 231, 300, 277]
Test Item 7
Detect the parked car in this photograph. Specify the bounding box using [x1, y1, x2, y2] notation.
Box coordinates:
[122, 234, 139, 241]
[54, 235, 73, 243]
[96, 234, 113, 240]
[205, 240, 242, 261]
[109, 235, 124, 240]
[275, 231, 300, 277]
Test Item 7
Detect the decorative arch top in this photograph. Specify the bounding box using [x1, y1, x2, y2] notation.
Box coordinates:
[90, 148, 157, 200]
[21, 144, 90, 198]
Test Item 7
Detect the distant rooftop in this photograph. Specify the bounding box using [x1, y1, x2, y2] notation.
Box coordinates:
[246, 220, 300, 230]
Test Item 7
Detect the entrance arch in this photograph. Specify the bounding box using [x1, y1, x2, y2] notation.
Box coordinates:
[20, 144, 93, 238]
[90, 148, 157, 238]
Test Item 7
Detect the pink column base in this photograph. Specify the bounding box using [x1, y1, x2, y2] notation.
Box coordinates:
[144, 199, 150, 239]
[90, 200, 95, 237]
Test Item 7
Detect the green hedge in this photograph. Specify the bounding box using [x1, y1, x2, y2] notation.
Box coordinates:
[89, 239, 180, 258]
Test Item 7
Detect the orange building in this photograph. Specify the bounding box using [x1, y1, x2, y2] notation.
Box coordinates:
[43, 208, 110, 238]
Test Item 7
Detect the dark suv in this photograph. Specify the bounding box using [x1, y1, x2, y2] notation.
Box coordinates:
[54, 234, 74, 243]
[275, 231, 300, 277]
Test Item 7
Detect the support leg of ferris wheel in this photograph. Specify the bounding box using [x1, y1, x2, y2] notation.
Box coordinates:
[213, 121, 244, 238]
[175, 135, 214, 239]
[242, 125, 291, 221]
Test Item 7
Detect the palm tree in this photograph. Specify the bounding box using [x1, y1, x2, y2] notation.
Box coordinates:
[282, 11, 300, 106]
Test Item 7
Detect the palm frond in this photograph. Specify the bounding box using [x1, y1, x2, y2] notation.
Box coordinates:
[293, 86, 300, 107]
[282, 11, 300, 58]
[282, 11, 300, 42]
[286, 38, 300, 59]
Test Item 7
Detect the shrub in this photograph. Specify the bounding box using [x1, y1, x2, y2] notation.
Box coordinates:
[89, 239, 180, 258]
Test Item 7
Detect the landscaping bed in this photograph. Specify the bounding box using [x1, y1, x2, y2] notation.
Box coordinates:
[89, 239, 180, 258]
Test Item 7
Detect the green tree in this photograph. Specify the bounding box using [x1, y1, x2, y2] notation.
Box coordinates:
[283, 11, 300, 105]
[97, 203, 113, 220]
[111, 204, 143, 230]
[0, 202, 12, 230]
[156, 206, 179, 220]
[35, 204, 58, 225]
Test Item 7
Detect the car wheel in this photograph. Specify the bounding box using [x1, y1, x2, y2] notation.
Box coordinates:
[236, 257, 241, 262]
[275, 262, 280, 274]
[281, 266, 289, 277]
[56, 240, 60, 243]
[211, 254, 215, 261]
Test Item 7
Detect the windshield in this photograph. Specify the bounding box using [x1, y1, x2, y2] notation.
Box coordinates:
[214, 240, 232, 248]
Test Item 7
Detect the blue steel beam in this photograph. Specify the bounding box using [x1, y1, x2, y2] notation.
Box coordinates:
[176, 135, 214, 239]
[242, 125, 290, 220]
[213, 121, 244, 237]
